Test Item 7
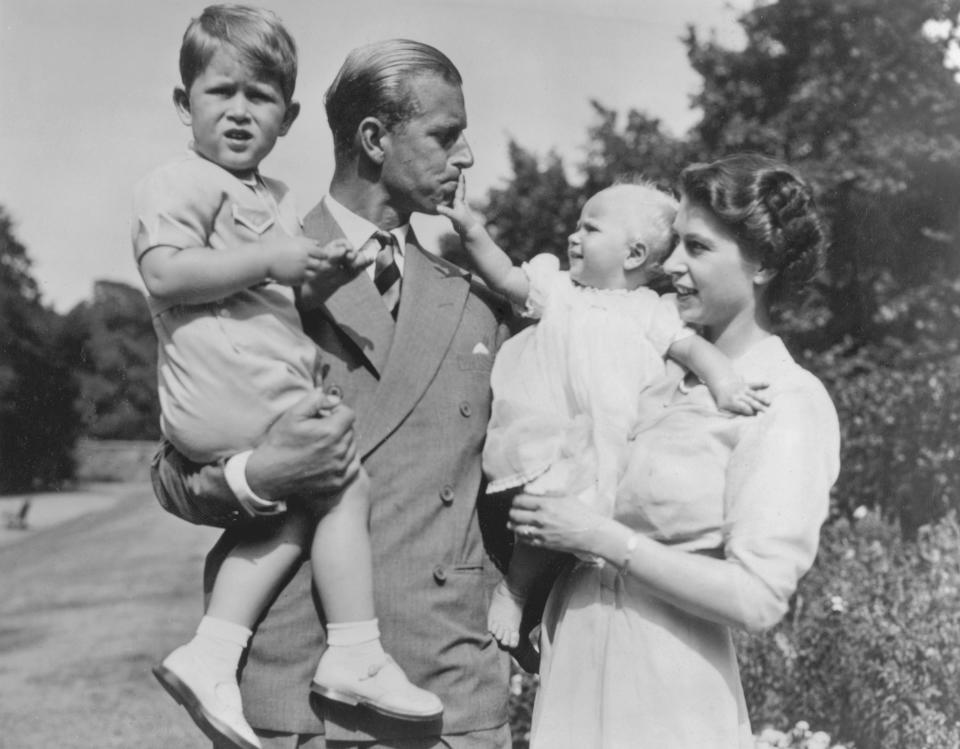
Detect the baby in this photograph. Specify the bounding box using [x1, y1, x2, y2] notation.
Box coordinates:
[440, 178, 768, 651]
[132, 6, 441, 749]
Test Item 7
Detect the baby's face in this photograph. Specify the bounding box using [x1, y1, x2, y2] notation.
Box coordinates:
[175, 47, 295, 179]
[567, 189, 637, 289]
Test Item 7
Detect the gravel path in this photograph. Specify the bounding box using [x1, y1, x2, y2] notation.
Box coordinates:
[0, 482, 221, 748]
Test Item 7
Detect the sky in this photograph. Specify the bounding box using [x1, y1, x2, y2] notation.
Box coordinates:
[0, 0, 750, 312]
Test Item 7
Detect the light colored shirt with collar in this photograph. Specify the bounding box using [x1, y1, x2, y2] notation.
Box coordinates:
[322, 194, 408, 279]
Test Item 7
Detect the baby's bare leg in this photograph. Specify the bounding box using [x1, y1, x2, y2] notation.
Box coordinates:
[489, 542, 556, 649]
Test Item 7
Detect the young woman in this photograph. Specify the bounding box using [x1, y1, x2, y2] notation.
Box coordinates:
[508, 153, 842, 748]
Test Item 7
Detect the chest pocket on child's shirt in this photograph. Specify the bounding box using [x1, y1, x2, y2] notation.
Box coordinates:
[232, 204, 276, 236]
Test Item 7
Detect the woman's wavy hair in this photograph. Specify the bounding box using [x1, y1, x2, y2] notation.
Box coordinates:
[678, 153, 827, 307]
[324, 39, 462, 158]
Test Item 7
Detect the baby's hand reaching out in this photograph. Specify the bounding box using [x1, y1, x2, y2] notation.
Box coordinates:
[714, 378, 770, 416]
[436, 174, 482, 236]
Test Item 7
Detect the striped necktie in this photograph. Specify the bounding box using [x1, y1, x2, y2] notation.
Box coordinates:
[372, 230, 401, 319]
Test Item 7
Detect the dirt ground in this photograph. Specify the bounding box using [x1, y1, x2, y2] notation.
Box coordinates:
[0, 481, 221, 748]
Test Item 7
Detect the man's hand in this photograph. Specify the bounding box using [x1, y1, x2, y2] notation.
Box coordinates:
[245, 388, 360, 508]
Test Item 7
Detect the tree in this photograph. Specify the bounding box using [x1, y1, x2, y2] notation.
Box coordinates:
[683, 0, 960, 344]
[60, 281, 160, 440]
[0, 207, 80, 492]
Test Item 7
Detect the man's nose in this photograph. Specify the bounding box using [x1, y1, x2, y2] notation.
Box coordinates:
[451, 134, 474, 169]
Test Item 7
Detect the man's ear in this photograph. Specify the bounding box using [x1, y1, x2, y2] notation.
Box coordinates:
[753, 266, 778, 287]
[173, 87, 192, 126]
[624, 240, 648, 270]
[358, 116, 388, 165]
[279, 100, 301, 136]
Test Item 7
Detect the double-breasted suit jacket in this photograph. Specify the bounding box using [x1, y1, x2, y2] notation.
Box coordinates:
[153, 199, 513, 742]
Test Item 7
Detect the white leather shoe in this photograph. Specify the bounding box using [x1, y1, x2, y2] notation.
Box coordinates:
[311, 651, 443, 722]
[153, 645, 262, 749]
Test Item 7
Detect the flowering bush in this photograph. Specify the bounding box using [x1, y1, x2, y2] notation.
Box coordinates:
[737, 511, 960, 749]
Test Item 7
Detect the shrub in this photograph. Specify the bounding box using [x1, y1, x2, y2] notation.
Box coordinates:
[738, 511, 960, 749]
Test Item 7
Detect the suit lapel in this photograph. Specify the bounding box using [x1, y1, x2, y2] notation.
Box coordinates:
[357, 233, 470, 456]
[298, 202, 395, 375]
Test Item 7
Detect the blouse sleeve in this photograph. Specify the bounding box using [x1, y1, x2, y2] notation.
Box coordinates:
[721, 374, 841, 630]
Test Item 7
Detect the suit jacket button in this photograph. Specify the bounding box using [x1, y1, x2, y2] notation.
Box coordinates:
[433, 566, 447, 584]
[326, 384, 343, 398]
[439, 485, 455, 505]
[459, 401, 472, 417]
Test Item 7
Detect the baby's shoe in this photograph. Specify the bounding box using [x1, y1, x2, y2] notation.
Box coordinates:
[153, 644, 261, 749]
[311, 648, 443, 722]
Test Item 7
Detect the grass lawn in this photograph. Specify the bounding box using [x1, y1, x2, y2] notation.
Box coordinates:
[0, 481, 221, 748]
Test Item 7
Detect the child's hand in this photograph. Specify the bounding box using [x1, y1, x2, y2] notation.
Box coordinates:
[264, 235, 322, 285]
[714, 378, 770, 416]
[436, 174, 482, 236]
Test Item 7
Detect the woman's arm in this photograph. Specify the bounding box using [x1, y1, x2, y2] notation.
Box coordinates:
[510, 382, 840, 632]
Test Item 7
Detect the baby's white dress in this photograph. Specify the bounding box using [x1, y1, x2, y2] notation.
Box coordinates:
[482, 253, 690, 514]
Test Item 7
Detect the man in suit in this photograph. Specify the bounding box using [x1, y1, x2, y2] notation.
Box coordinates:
[152, 39, 513, 748]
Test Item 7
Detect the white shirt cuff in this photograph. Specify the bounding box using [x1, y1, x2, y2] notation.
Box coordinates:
[224, 450, 287, 516]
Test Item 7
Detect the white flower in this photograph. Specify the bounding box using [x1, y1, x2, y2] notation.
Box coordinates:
[807, 731, 833, 749]
[830, 595, 846, 613]
[853, 505, 868, 520]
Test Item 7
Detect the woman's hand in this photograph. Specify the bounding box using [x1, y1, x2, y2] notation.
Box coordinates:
[508, 492, 611, 556]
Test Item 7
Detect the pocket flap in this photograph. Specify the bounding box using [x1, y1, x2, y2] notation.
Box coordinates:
[232, 204, 276, 234]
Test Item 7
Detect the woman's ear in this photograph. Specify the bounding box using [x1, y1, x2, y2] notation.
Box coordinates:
[173, 88, 191, 126]
[358, 116, 388, 165]
[624, 241, 648, 270]
[753, 266, 778, 287]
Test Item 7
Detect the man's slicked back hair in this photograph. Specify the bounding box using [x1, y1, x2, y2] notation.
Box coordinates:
[324, 39, 462, 157]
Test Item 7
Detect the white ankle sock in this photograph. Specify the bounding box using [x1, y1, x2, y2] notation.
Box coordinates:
[190, 615, 252, 673]
[325, 619, 385, 662]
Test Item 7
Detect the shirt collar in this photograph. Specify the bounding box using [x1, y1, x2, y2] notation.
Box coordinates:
[322, 194, 409, 256]
[186, 144, 261, 188]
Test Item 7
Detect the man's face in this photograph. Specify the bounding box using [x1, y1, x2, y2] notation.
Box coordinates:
[379, 74, 474, 216]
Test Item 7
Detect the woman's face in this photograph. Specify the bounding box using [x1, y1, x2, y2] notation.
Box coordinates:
[664, 196, 762, 340]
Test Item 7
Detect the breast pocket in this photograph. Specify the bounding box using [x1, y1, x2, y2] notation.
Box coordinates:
[457, 352, 494, 373]
[232, 205, 276, 235]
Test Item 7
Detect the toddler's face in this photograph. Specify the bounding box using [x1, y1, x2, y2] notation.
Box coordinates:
[175, 47, 296, 179]
[567, 190, 635, 289]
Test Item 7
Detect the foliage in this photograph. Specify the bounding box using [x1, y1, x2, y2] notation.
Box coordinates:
[737, 511, 960, 749]
[480, 141, 584, 266]
[684, 0, 960, 342]
[0, 207, 81, 492]
[791, 275, 960, 534]
[60, 281, 160, 440]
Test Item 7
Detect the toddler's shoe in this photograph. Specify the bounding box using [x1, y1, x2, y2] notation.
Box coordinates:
[153, 645, 261, 749]
[310, 649, 443, 722]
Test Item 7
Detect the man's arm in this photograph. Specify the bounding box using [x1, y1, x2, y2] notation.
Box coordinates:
[151, 389, 361, 527]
